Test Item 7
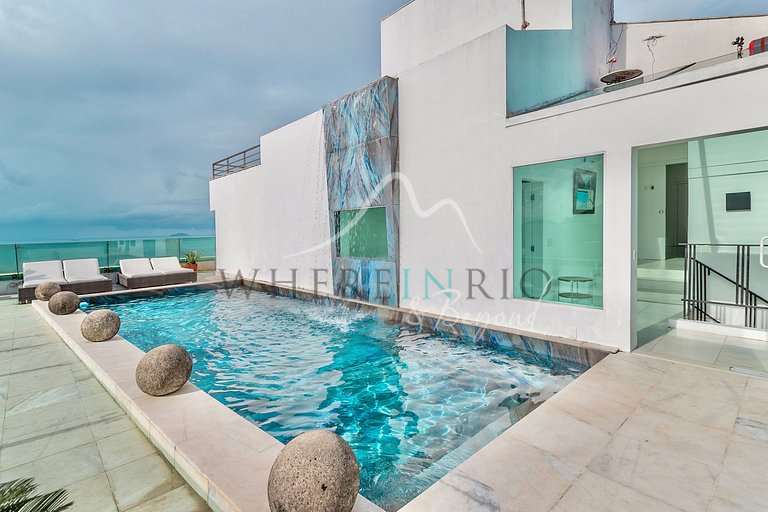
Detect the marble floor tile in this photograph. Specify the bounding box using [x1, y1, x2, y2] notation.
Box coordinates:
[650, 333, 725, 364]
[552, 469, 684, 512]
[124, 484, 209, 512]
[617, 405, 730, 468]
[0, 442, 105, 490]
[0, 421, 94, 470]
[640, 380, 740, 432]
[458, 436, 579, 512]
[507, 403, 612, 468]
[588, 434, 718, 512]
[107, 453, 186, 511]
[709, 437, 768, 512]
[65, 473, 119, 512]
[97, 428, 157, 471]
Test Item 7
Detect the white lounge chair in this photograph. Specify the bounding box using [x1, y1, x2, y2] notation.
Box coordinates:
[19, 260, 68, 302]
[62, 258, 112, 294]
[117, 258, 166, 289]
[150, 257, 197, 285]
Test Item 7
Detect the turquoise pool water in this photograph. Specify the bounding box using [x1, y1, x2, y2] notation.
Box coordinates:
[84, 287, 584, 510]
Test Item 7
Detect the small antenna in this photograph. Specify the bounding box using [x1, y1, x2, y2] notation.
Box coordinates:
[733, 36, 745, 58]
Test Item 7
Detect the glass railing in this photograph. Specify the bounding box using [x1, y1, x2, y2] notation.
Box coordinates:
[0, 236, 215, 279]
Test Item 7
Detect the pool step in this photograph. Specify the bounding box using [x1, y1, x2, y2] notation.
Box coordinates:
[405, 396, 539, 486]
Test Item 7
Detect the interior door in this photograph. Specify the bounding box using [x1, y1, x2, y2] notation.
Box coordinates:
[665, 163, 688, 259]
[521, 180, 544, 298]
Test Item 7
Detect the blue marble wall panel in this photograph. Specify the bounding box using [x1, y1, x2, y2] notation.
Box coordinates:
[323, 76, 399, 307]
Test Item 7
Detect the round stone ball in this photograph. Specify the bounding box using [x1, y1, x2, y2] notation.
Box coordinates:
[80, 309, 121, 342]
[48, 291, 80, 315]
[35, 281, 61, 301]
[135, 344, 193, 396]
[268, 430, 360, 512]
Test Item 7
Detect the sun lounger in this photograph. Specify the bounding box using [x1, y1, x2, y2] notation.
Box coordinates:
[149, 257, 197, 285]
[18, 258, 113, 303]
[18, 260, 69, 302]
[117, 258, 167, 289]
[62, 258, 112, 294]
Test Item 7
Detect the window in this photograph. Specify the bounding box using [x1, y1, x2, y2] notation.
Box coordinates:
[335, 207, 388, 259]
[513, 155, 604, 307]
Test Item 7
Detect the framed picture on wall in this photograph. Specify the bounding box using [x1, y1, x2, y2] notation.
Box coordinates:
[573, 169, 596, 214]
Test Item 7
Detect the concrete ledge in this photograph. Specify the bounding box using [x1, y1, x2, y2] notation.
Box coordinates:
[31, 300, 382, 512]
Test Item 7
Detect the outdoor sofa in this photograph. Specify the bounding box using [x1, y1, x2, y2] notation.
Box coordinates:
[117, 257, 197, 289]
[18, 258, 112, 303]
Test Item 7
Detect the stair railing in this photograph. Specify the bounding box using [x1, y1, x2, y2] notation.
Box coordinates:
[683, 242, 768, 328]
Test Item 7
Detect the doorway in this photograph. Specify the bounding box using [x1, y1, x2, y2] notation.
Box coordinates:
[665, 163, 688, 259]
[520, 180, 544, 299]
[635, 144, 688, 347]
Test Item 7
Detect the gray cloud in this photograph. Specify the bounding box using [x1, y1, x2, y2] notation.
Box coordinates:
[1, 0, 764, 243]
[0, 0, 406, 243]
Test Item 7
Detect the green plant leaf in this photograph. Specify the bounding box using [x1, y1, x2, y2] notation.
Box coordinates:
[0, 478, 73, 512]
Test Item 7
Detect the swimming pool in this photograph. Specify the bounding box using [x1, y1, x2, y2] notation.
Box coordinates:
[84, 287, 584, 510]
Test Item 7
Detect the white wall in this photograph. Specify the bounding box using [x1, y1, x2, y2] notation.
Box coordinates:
[395, 17, 768, 350]
[209, 111, 333, 292]
[688, 129, 768, 246]
[636, 143, 687, 260]
[381, 0, 574, 77]
[613, 15, 768, 75]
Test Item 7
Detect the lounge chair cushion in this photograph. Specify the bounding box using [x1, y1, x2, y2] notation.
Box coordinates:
[63, 258, 104, 281]
[65, 275, 111, 284]
[22, 260, 65, 287]
[22, 277, 69, 288]
[119, 258, 163, 278]
[150, 257, 194, 275]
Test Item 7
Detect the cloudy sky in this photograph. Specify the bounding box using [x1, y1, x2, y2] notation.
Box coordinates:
[1, 0, 766, 243]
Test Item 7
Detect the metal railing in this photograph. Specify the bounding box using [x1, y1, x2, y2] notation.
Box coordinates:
[683, 243, 768, 328]
[212, 144, 261, 179]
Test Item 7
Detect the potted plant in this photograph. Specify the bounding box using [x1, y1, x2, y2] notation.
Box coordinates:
[182, 250, 200, 271]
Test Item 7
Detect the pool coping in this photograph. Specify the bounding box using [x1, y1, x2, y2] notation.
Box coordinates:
[31, 300, 383, 512]
[31, 277, 613, 512]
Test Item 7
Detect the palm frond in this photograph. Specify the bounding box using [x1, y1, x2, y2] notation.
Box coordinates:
[0, 478, 73, 512]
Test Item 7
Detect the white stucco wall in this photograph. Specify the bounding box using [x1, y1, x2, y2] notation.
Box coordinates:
[613, 15, 768, 76]
[210, 5, 768, 352]
[209, 111, 332, 292]
[395, 18, 768, 350]
[381, 0, 575, 77]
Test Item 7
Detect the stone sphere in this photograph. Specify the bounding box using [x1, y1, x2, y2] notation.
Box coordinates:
[48, 291, 80, 315]
[35, 281, 62, 301]
[135, 344, 193, 396]
[268, 430, 360, 512]
[81, 309, 121, 342]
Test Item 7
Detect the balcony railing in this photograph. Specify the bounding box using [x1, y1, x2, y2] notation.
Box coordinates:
[0, 236, 216, 280]
[212, 144, 261, 179]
